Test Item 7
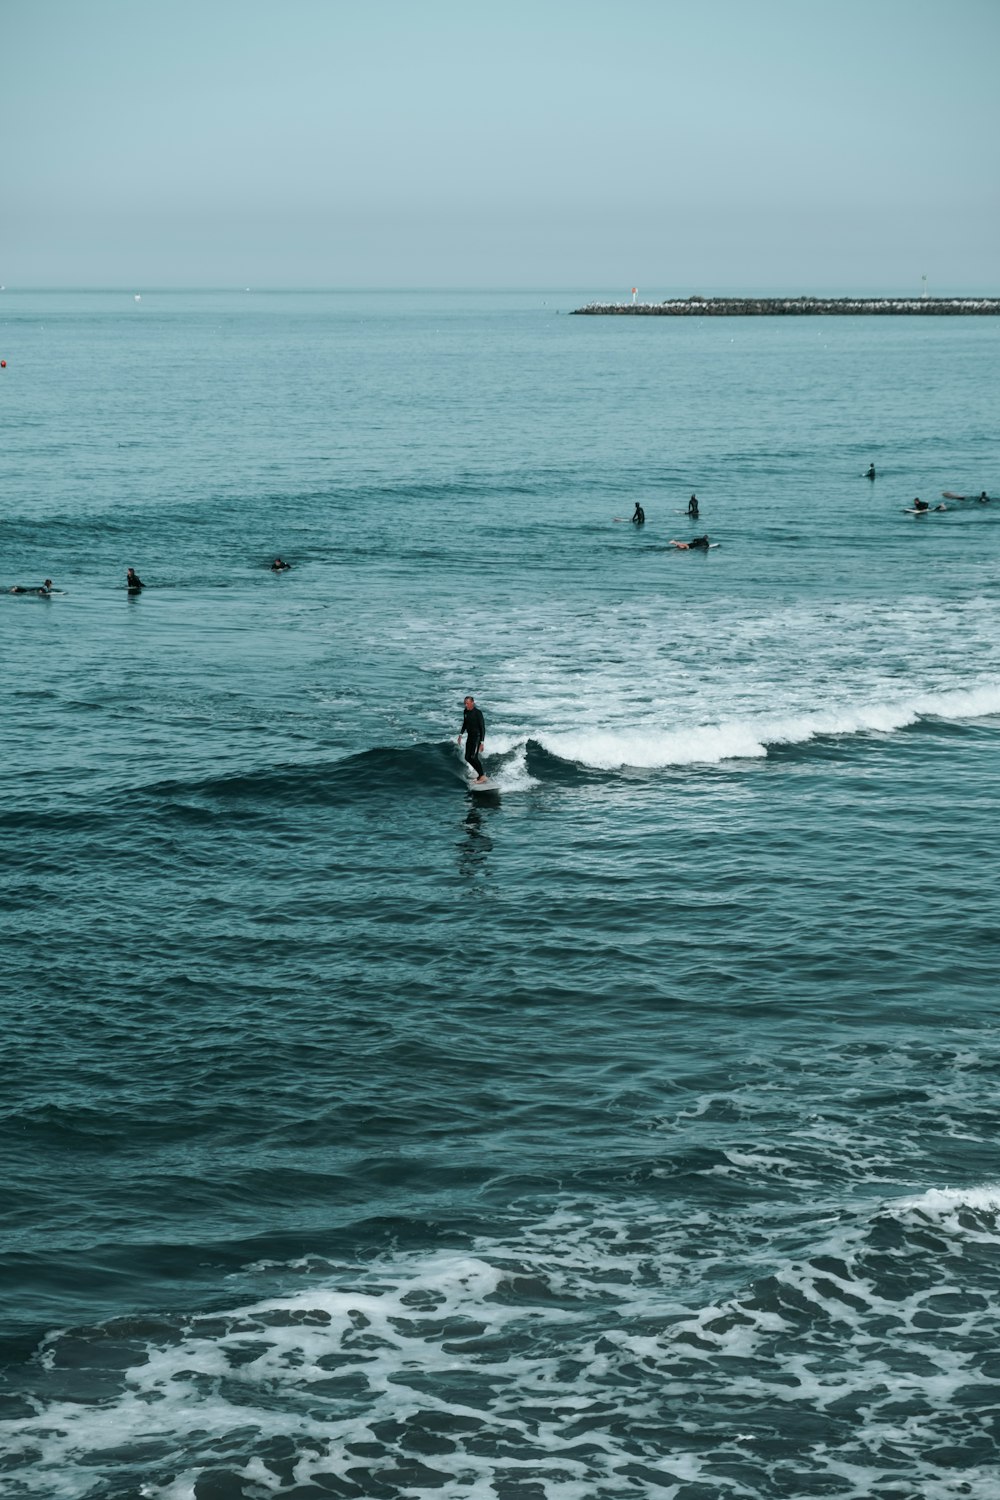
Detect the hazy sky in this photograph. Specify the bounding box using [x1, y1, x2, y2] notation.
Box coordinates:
[3, 0, 998, 290]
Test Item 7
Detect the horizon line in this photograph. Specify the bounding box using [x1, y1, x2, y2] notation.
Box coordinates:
[4, 283, 999, 297]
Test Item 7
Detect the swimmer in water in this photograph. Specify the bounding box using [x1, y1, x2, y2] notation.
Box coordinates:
[687, 494, 699, 518]
[271, 557, 291, 571]
[126, 567, 143, 592]
[669, 535, 711, 550]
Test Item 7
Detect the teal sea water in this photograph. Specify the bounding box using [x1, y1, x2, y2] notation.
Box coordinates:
[2, 290, 999, 1499]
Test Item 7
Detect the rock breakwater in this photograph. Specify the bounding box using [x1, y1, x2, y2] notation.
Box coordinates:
[572, 296, 1000, 316]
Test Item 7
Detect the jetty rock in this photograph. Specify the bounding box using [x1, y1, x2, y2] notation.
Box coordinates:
[572, 295, 1000, 316]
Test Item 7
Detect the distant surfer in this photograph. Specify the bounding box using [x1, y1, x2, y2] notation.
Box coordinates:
[271, 557, 291, 571]
[632, 502, 645, 525]
[457, 695, 487, 783]
[9, 579, 53, 596]
[865, 463, 876, 480]
[687, 495, 699, 518]
[126, 567, 143, 592]
[912, 498, 929, 512]
[669, 535, 711, 550]
[978, 492, 991, 504]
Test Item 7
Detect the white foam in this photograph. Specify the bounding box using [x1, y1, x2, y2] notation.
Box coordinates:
[536, 724, 767, 768]
[487, 737, 538, 791]
[892, 1183, 1000, 1223]
[438, 589, 1000, 776]
[508, 679, 1000, 771]
[10, 1185, 1000, 1500]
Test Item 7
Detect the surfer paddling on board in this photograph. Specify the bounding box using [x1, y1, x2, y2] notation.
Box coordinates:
[669, 535, 711, 550]
[9, 579, 53, 595]
[458, 695, 487, 783]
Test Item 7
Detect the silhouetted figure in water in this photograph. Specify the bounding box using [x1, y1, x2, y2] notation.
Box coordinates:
[687, 495, 699, 518]
[865, 464, 876, 480]
[126, 567, 143, 592]
[632, 502, 645, 525]
[271, 557, 291, 571]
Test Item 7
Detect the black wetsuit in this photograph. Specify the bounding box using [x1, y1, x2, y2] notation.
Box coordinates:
[126, 572, 143, 591]
[632, 504, 645, 525]
[461, 705, 486, 777]
[688, 535, 710, 550]
[688, 499, 699, 518]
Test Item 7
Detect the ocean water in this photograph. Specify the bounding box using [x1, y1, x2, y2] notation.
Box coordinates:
[2, 289, 999, 1500]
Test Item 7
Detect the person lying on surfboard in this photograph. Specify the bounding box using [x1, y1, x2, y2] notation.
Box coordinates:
[458, 695, 487, 783]
[669, 535, 711, 550]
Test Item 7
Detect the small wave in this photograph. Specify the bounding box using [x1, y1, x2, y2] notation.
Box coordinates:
[520, 682, 1000, 771]
[139, 742, 466, 810]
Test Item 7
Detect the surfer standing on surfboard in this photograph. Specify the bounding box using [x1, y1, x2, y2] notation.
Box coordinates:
[458, 695, 487, 783]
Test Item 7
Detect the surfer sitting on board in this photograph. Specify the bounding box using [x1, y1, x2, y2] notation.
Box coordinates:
[865, 464, 876, 480]
[632, 502, 645, 525]
[687, 495, 699, 518]
[458, 695, 487, 783]
[669, 535, 711, 550]
[126, 567, 143, 592]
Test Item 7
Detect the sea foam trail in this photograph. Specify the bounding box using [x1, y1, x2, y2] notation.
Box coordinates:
[515, 683, 1000, 771]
